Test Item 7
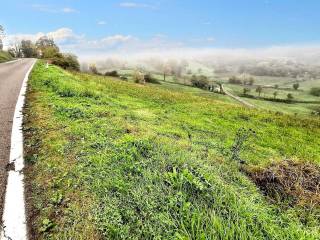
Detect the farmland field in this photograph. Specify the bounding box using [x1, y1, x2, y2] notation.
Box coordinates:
[25, 62, 320, 239]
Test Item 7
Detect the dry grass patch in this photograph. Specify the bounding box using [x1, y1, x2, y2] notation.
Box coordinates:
[245, 160, 320, 207]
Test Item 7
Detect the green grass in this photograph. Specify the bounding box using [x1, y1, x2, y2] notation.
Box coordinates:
[223, 83, 320, 115]
[0, 51, 13, 63]
[25, 62, 320, 239]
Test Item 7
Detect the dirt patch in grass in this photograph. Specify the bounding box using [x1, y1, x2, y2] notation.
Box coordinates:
[245, 160, 320, 208]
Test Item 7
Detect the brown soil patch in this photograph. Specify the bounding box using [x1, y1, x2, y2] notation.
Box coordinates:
[244, 160, 320, 207]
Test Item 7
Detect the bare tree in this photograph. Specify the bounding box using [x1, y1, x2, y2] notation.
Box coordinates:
[8, 37, 23, 57]
[0, 25, 5, 50]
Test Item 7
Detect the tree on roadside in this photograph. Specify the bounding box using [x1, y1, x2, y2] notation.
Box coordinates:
[36, 36, 59, 58]
[21, 40, 37, 58]
[0, 25, 4, 50]
[293, 83, 300, 90]
[8, 39, 23, 57]
[256, 86, 263, 97]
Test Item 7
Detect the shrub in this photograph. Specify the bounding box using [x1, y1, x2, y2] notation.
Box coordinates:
[293, 83, 300, 90]
[287, 93, 294, 101]
[133, 71, 145, 84]
[243, 88, 251, 96]
[144, 74, 160, 84]
[228, 76, 242, 85]
[51, 53, 80, 71]
[310, 87, 320, 97]
[104, 70, 119, 77]
[191, 75, 209, 89]
[89, 64, 100, 75]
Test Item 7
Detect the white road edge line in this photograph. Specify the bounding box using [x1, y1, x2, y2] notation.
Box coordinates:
[1, 59, 36, 240]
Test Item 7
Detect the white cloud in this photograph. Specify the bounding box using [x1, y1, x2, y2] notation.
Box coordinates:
[101, 35, 133, 44]
[4, 27, 320, 67]
[31, 4, 79, 13]
[46, 28, 83, 42]
[97, 21, 107, 25]
[4, 28, 83, 48]
[62, 7, 78, 13]
[119, 2, 157, 9]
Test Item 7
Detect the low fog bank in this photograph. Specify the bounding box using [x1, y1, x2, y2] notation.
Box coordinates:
[80, 45, 320, 78]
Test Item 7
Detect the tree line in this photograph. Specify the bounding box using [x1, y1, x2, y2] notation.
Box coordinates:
[0, 24, 79, 71]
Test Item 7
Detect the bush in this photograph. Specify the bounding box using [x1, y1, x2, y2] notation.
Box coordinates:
[133, 71, 145, 84]
[191, 75, 209, 89]
[51, 53, 80, 71]
[89, 64, 100, 75]
[243, 88, 251, 96]
[287, 93, 294, 101]
[310, 87, 320, 97]
[104, 70, 119, 77]
[228, 76, 242, 85]
[144, 74, 160, 84]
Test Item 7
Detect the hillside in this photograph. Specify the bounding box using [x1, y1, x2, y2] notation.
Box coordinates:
[0, 51, 13, 63]
[24, 62, 320, 239]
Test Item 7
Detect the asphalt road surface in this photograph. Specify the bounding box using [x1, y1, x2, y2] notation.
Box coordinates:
[0, 58, 35, 220]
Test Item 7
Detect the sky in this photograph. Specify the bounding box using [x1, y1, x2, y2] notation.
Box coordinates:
[1, 0, 320, 59]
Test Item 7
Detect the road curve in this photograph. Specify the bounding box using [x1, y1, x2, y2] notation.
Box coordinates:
[0, 59, 36, 220]
[221, 84, 255, 108]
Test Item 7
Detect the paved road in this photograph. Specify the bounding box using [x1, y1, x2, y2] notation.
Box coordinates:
[0, 58, 35, 219]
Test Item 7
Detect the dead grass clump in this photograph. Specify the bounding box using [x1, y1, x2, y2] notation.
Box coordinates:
[245, 160, 320, 207]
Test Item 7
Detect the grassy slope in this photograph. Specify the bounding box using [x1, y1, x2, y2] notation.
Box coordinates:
[25, 62, 320, 239]
[0, 51, 13, 63]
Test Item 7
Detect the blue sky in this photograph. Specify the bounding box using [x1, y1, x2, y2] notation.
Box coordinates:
[1, 0, 320, 57]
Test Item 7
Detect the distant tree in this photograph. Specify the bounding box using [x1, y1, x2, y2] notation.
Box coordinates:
[310, 87, 320, 97]
[144, 73, 160, 84]
[243, 88, 251, 96]
[256, 86, 263, 97]
[248, 77, 255, 86]
[20, 40, 37, 58]
[133, 70, 145, 84]
[191, 75, 209, 89]
[89, 64, 99, 75]
[104, 70, 119, 77]
[229, 76, 242, 85]
[273, 91, 278, 99]
[274, 84, 279, 89]
[293, 83, 300, 90]
[287, 93, 294, 101]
